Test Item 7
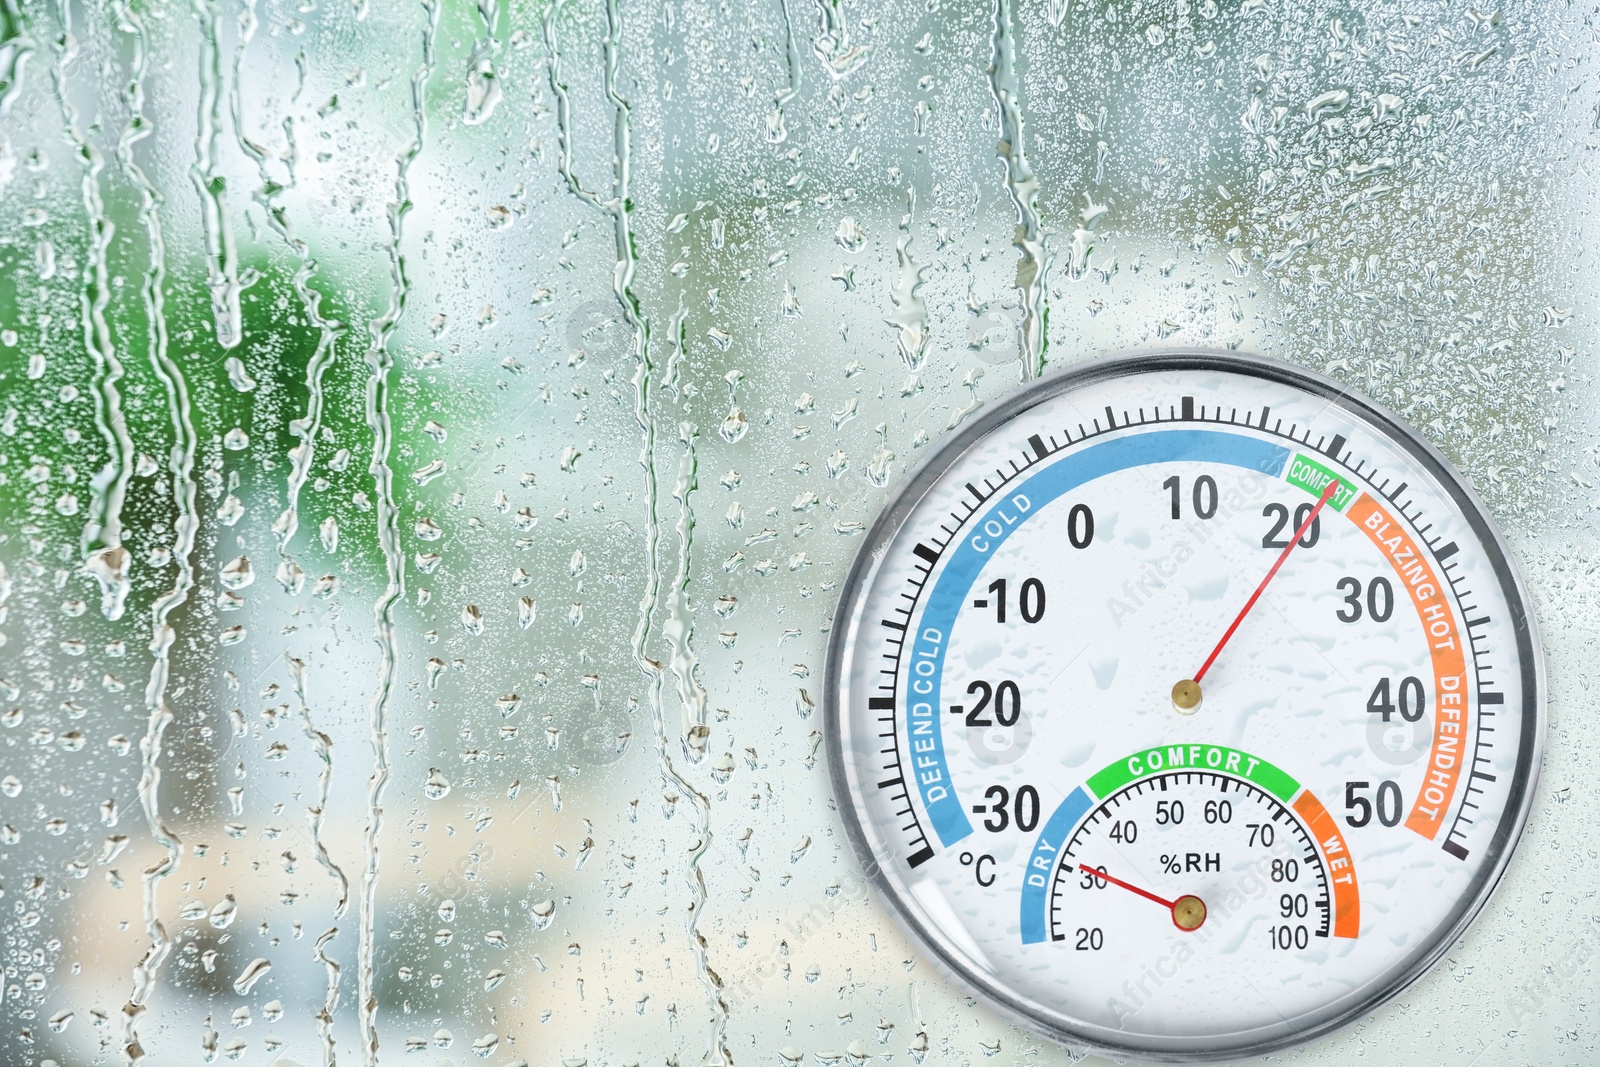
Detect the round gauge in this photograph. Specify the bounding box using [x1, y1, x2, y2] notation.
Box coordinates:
[824, 349, 1543, 1062]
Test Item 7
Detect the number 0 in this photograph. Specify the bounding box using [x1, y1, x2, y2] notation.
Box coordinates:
[1019, 579, 1045, 623]
[1067, 504, 1094, 548]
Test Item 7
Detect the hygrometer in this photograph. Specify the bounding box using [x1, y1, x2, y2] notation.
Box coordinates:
[825, 349, 1542, 1062]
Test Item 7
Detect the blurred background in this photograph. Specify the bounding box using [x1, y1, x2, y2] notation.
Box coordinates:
[0, 0, 1596, 1064]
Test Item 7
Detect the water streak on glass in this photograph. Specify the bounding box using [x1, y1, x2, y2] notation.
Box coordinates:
[356, 5, 440, 1062]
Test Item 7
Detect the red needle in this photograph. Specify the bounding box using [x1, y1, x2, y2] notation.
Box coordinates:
[1079, 863, 1173, 908]
[1079, 864, 1209, 931]
[1191, 478, 1342, 685]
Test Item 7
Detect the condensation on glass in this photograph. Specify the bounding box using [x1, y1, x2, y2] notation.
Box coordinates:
[0, 0, 1594, 1065]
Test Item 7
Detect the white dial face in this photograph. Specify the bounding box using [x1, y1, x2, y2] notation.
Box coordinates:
[825, 351, 1542, 1062]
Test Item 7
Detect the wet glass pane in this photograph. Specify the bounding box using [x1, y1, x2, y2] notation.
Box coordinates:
[0, 0, 1593, 1064]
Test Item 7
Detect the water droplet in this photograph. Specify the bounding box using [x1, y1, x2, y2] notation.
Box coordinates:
[719, 407, 749, 444]
[219, 556, 254, 590]
[1304, 89, 1351, 122]
[275, 558, 305, 595]
[424, 768, 451, 800]
[82, 545, 131, 620]
[223, 428, 249, 451]
[210, 894, 237, 928]
[224, 357, 256, 392]
[464, 56, 502, 124]
[232, 958, 271, 995]
[531, 899, 555, 930]
[835, 217, 866, 253]
[412, 458, 447, 485]
[764, 109, 788, 143]
[217, 495, 244, 526]
[461, 604, 484, 635]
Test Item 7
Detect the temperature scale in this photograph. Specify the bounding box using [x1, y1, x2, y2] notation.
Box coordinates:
[825, 349, 1542, 1061]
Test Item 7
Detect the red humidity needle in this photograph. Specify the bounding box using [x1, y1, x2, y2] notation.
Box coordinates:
[1078, 864, 1210, 931]
[1078, 863, 1174, 909]
[1191, 478, 1342, 686]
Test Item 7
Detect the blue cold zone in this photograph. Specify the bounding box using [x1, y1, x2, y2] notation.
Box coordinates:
[1020, 786, 1095, 944]
[906, 430, 1292, 850]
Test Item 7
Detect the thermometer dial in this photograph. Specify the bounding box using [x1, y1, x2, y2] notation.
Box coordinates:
[825, 350, 1542, 1062]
